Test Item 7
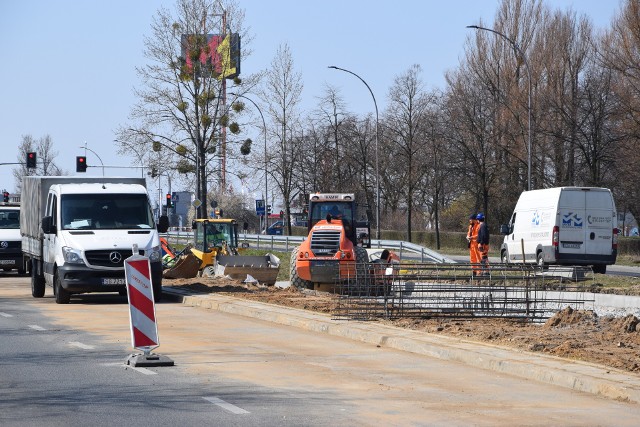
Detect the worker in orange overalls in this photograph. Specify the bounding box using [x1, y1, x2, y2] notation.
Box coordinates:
[476, 213, 490, 276]
[466, 214, 480, 275]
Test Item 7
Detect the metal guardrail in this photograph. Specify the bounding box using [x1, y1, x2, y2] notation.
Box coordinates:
[164, 231, 455, 264]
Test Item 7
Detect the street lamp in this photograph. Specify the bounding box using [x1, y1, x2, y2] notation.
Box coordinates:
[80, 143, 104, 176]
[466, 25, 532, 191]
[229, 92, 268, 231]
[328, 65, 381, 239]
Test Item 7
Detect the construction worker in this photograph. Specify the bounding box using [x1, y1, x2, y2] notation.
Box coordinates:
[208, 226, 226, 246]
[466, 213, 480, 275]
[476, 213, 490, 275]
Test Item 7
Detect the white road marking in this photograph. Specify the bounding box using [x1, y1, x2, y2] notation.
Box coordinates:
[28, 324, 45, 331]
[101, 362, 158, 376]
[203, 397, 250, 414]
[69, 341, 95, 350]
[0, 312, 13, 317]
[126, 365, 157, 375]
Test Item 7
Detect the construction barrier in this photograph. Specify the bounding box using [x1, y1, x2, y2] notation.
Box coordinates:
[124, 250, 159, 351]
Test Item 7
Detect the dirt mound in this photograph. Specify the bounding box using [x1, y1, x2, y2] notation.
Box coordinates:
[543, 307, 598, 328]
[602, 314, 639, 333]
[168, 276, 266, 293]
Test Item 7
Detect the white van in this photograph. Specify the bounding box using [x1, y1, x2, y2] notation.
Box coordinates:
[0, 203, 25, 274]
[21, 177, 169, 303]
[499, 187, 618, 273]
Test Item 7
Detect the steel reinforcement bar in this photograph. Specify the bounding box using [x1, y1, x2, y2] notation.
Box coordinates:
[332, 262, 594, 322]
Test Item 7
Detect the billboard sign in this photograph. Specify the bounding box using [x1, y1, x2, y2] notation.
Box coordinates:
[181, 33, 241, 80]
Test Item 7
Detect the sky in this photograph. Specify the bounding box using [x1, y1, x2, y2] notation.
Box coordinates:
[0, 0, 622, 196]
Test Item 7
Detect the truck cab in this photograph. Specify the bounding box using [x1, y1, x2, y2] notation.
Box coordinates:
[0, 203, 25, 274]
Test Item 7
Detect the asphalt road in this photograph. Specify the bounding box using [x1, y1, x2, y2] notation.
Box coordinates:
[2, 274, 640, 426]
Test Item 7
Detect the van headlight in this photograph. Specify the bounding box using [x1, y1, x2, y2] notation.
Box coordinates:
[147, 245, 162, 263]
[62, 247, 85, 264]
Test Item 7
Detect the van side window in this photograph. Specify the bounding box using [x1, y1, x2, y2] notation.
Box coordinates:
[45, 193, 53, 217]
[51, 195, 58, 227]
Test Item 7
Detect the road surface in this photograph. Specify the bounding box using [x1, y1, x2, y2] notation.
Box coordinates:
[1, 274, 639, 426]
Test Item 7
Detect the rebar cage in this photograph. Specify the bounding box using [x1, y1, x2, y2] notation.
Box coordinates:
[332, 262, 594, 322]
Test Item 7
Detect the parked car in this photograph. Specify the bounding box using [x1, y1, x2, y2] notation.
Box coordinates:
[264, 221, 284, 235]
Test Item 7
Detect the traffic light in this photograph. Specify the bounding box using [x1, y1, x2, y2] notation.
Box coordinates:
[76, 156, 87, 172]
[26, 152, 36, 169]
[279, 210, 284, 219]
[2, 191, 8, 203]
[166, 193, 172, 208]
[267, 204, 272, 215]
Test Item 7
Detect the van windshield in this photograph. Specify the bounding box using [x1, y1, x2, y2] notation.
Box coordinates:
[61, 194, 155, 230]
[0, 209, 20, 229]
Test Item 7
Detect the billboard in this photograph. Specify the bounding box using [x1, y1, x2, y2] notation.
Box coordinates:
[181, 33, 241, 80]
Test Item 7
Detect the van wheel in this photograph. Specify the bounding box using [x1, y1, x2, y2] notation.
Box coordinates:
[593, 264, 607, 274]
[500, 250, 509, 264]
[54, 272, 71, 304]
[536, 252, 546, 270]
[153, 280, 162, 302]
[31, 270, 46, 298]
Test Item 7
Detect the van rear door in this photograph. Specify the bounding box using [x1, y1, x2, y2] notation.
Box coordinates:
[583, 190, 615, 256]
[558, 189, 615, 259]
[558, 189, 587, 257]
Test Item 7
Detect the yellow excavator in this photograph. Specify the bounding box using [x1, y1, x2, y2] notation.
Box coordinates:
[164, 218, 280, 285]
[191, 218, 240, 273]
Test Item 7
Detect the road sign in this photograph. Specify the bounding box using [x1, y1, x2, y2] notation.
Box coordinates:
[124, 252, 159, 351]
[255, 199, 265, 215]
[192, 198, 202, 208]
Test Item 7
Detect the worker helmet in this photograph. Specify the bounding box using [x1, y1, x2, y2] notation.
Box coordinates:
[476, 213, 485, 221]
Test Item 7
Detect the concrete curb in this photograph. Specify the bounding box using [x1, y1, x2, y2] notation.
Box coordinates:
[163, 287, 640, 404]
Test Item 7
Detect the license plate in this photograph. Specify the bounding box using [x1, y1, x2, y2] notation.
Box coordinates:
[562, 243, 581, 249]
[101, 278, 126, 285]
[0, 260, 15, 265]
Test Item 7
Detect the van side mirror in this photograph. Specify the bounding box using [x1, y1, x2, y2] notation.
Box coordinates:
[500, 224, 512, 235]
[41, 216, 56, 234]
[157, 215, 169, 233]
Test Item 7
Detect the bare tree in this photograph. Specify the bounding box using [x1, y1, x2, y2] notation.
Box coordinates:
[534, 8, 593, 187]
[384, 64, 434, 242]
[600, 0, 640, 222]
[259, 43, 304, 235]
[13, 135, 64, 192]
[116, 0, 256, 219]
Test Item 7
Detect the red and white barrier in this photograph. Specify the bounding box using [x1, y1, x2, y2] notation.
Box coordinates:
[124, 252, 159, 351]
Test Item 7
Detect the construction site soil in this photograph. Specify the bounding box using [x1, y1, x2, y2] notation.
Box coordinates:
[166, 276, 640, 374]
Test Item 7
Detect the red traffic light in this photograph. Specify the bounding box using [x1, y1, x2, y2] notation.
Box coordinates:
[2, 191, 9, 203]
[76, 156, 87, 172]
[166, 193, 172, 208]
[26, 152, 36, 169]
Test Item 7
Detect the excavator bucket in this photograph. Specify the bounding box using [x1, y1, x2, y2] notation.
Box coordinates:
[162, 250, 201, 279]
[216, 254, 281, 285]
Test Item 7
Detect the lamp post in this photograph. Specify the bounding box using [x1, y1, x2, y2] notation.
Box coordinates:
[80, 143, 104, 176]
[466, 25, 532, 191]
[328, 65, 381, 239]
[230, 92, 268, 231]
